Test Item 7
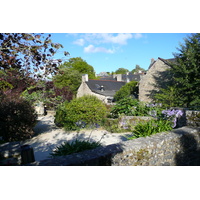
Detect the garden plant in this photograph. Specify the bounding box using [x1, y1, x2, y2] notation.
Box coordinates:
[54, 95, 108, 130]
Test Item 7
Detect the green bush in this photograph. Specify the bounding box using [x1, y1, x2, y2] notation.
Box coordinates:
[111, 97, 164, 118]
[127, 119, 172, 139]
[50, 139, 101, 157]
[114, 80, 138, 101]
[0, 97, 37, 142]
[54, 95, 108, 130]
[111, 97, 141, 118]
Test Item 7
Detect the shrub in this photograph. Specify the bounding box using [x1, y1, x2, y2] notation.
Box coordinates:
[111, 97, 164, 118]
[111, 97, 139, 118]
[50, 138, 102, 157]
[0, 97, 37, 142]
[127, 119, 173, 139]
[54, 95, 108, 130]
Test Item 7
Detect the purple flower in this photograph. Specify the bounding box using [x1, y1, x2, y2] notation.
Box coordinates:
[161, 109, 183, 128]
[172, 118, 177, 128]
[175, 110, 183, 118]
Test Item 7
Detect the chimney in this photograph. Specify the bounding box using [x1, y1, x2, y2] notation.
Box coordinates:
[82, 74, 88, 82]
[116, 74, 122, 81]
[126, 77, 130, 83]
[100, 85, 105, 92]
[151, 58, 155, 64]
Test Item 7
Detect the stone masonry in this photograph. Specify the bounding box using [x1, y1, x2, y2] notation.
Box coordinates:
[29, 126, 200, 166]
[139, 58, 170, 103]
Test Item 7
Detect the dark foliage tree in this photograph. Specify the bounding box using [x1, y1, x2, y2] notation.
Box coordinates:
[22, 80, 73, 109]
[44, 81, 73, 108]
[0, 97, 37, 142]
[0, 33, 69, 77]
[0, 68, 36, 100]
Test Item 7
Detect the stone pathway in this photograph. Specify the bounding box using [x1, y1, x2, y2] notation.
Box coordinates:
[0, 114, 131, 163]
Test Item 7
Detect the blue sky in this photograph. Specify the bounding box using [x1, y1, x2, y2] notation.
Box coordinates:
[49, 33, 189, 74]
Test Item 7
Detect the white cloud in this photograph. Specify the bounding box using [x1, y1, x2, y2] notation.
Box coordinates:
[133, 33, 143, 39]
[82, 33, 133, 45]
[100, 33, 133, 45]
[72, 33, 143, 47]
[84, 44, 115, 54]
[73, 38, 85, 46]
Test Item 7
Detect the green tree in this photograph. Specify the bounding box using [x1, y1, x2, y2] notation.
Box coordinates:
[115, 67, 129, 74]
[170, 33, 200, 108]
[154, 86, 179, 108]
[153, 33, 200, 108]
[131, 65, 146, 74]
[60, 57, 96, 79]
[114, 80, 138, 101]
[53, 68, 82, 95]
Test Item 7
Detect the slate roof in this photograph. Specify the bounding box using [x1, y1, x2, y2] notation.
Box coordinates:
[122, 73, 141, 82]
[86, 79, 125, 97]
[99, 76, 116, 81]
[158, 57, 176, 66]
[148, 57, 176, 70]
[100, 73, 142, 82]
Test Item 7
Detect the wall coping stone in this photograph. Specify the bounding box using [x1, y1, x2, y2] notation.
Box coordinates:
[28, 126, 200, 166]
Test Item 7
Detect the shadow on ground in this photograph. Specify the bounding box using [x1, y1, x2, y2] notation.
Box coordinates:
[173, 129, 200, 166]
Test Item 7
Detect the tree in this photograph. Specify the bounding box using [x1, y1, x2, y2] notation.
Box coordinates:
[53, 68, 82, 95]
[153, 33, 200, 108]
[0, 33, 69, 77]
[171, 34, 200, 107]
[115, 68, 129, 74]
[131, 65, 146, 74]
[22, 80, 73, 109]
[114, 80, 138, 101]
[60, 57, 96, 79]
[0, 68, 35, 101]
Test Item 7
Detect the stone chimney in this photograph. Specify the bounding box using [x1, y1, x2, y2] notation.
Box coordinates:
[126, 76, 130, 83]
[82, 74, 88, 82]
[116, 74, 122, 81]
[151, 58, 155, 64]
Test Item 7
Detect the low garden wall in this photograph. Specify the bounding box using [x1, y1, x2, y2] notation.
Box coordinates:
[1, 110, 200, 166]
[29, 126, 200, 166]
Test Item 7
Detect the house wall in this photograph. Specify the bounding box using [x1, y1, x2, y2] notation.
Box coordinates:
[77, 82, 108, 103]
[139, 59, 170, 103]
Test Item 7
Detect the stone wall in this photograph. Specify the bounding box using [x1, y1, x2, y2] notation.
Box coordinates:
[139, 58, 170, 103]
[77, 81, 108, 103]
[29, 126, 200, 166]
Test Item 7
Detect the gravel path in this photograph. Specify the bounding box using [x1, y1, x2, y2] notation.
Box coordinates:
[21, 115, 131, 161]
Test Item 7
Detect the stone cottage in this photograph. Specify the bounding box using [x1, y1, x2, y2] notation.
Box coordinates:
[77, 72, 144, 104]
[139, 57, 175, 103]
[77, 74, 126, 103]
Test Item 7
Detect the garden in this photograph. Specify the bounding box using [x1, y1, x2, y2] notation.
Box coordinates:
[1, 33, 200, 164]
[0, 93, 184, 164]
[49, 95, 184, 157]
